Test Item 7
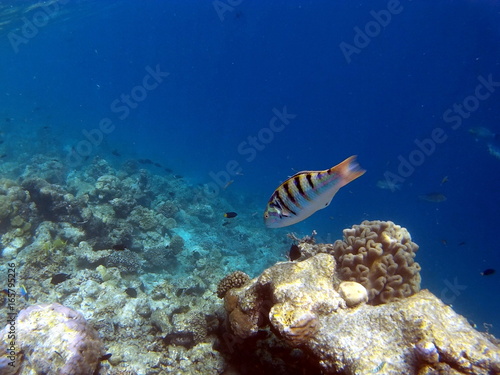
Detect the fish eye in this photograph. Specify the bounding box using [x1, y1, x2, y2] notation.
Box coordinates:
[264, 213, 269, 218]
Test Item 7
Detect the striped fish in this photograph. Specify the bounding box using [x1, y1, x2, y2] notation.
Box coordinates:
[264, 156, 365, 228]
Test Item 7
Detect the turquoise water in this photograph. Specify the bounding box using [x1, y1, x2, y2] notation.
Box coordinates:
[0, 0, 499, 371]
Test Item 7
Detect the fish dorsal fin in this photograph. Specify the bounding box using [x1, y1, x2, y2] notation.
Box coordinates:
[289, 170, 322, 179]
[289, 170, 309, 178]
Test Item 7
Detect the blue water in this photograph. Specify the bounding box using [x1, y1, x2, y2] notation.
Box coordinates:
[1, 0, 499, 341]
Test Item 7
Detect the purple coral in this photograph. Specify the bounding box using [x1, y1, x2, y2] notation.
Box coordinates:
[1, 303, 104, 375]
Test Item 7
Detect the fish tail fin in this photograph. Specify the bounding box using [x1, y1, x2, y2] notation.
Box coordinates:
[329, 155, 366, 185]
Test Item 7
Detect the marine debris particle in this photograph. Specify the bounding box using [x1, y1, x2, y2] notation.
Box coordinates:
[50, 273, 71, 285]
[418, 192, 447, 202]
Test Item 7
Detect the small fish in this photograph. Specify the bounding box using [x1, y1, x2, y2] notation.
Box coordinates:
[458, 241, 466, 246]
[224, 212, 238, 219]
[481, 269, 496, 276]
[223, 180, 234, 190]
[264, 156, 365, 228]
[371, 361, 386, 373]
[153, 162, 162, 168]
[418, 193, 447, 203]
[51, 273, 71, 285]
[376, 179, 401, 191]
[20, 285, 29, 301]
[99, 353, 112, 361]
[125, 287, 137, 298]
[440, 176, 449, 185]
[111, 149, 121, 157]
[488, 143, 500, 160]
[289, 244, 301, 261]
[112, 244, 126, 251]
[469, 126, 498, 140]
[138, 158, 153, 165]
[441, 239, 447, 246]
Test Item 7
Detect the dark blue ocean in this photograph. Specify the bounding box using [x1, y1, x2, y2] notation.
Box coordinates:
[1, 0, 499, 359]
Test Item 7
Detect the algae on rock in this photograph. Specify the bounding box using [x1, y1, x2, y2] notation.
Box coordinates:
[223, 252, 500, 374]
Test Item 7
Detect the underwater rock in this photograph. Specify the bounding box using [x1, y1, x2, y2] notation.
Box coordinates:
[129, 205, 160, 232]
[143, 246, 172, 271]
[94, 174, 121, 200]
[314, 290, 500, 374]
[0, 303, 104, 375]
[168, 234, 185, 254]
[338, 281, 368, 307]
[223, 252, 500, 374]
[169, 312, 208, 348]
[0, 179, 36, 256]
[157, 199, 179, 218]
[21, 177, 85, 224]
[86, 156, 114, 179]
[225, 253, 346, 343]
[22, 156, 65, 184]
[109, 196, 137, 218]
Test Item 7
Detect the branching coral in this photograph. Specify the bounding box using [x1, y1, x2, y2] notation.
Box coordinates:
[332, 220, 421, 305]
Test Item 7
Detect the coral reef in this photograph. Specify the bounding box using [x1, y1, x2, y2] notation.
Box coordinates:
[332, 220, 421, 305]
[0, 303, 104, 375]
[337, 281, 368, 307]
[217, 270, 250, 298]
[0, 178, 36, 258]
[222, 252, 500, 374]
[0, 153, 287, 374]
[105, 249, 143, 274]
[6, 150, 496, 374]
[225, 254, 346, 343]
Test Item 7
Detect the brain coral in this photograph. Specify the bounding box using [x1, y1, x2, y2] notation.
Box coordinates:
[333, 220, 421, 305]
[0, 303, 104, 375]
